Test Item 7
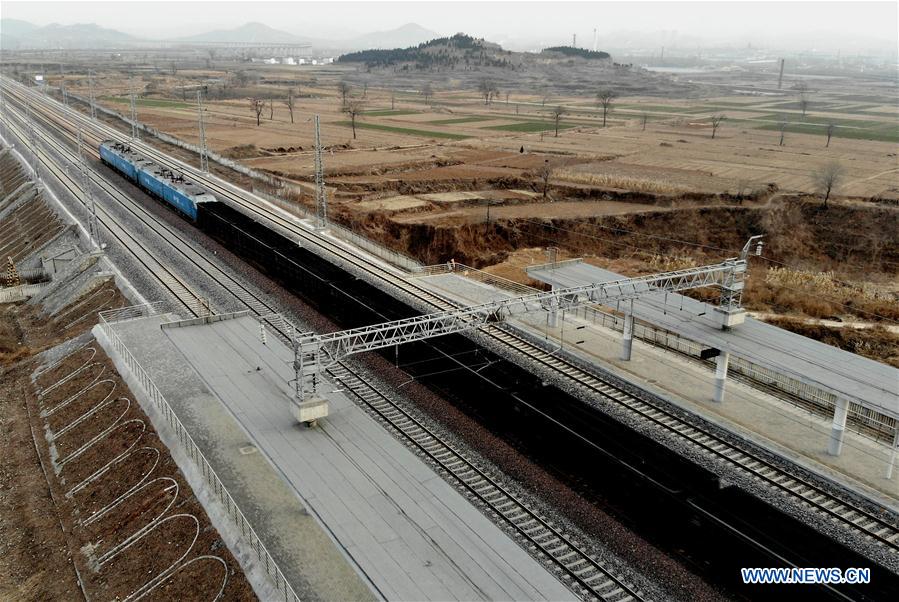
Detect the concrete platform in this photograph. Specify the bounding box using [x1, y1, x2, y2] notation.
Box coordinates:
[527, 260, 898, 422]
[107, 314, 374, 601]
[418, 273, 899, 506]
[111, 312, 572, 601]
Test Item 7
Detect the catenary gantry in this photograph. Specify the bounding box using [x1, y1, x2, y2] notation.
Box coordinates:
[292, 241, 762, 409]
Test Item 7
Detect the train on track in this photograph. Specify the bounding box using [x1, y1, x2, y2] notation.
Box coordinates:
[99, 140, 216, 220]
[94, 138, 899, 599]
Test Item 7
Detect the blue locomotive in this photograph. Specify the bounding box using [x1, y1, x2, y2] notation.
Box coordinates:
[99, 140, 216, 220]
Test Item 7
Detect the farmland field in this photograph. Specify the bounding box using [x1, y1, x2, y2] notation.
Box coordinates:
[40, 58, 898, 363]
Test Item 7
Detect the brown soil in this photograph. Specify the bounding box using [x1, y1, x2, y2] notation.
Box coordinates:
[0, 284, 256, 602]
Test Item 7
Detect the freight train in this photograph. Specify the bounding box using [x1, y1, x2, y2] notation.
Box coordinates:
[99, 140, 216, 220]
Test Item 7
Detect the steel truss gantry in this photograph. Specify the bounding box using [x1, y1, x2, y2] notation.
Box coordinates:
[293, 248, 759, 401]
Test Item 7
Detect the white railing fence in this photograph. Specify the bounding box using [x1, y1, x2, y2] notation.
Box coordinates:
[98, 307, 300, 602]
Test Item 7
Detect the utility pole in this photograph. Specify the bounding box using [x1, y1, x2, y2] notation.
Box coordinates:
[0, 85, 6, 140]
[62, 86, 68, 106]
[313, 114, 327, 229]
[592, 28, 597, 52]
[129, 76, 139, 140]
[777, 58, 785, 90]
[77, 128, 101, 249]
[25, 101, 42, 184]
[197, 89, 209, 172]
[572, 33, 576, 48]
[88, 69, 97, 120]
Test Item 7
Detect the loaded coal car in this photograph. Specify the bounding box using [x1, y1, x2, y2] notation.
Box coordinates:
[99, 140, 216, 220]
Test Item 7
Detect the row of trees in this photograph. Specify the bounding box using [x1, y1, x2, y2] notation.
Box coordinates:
[243, 78, 839, 152]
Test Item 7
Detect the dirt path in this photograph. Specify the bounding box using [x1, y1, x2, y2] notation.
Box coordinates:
[749, 311, 899, 334]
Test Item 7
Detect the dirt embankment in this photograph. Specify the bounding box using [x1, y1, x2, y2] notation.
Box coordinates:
[0, 283, 256, 602]
[342, 198, 899, 274]
[339, 198, 899, 365]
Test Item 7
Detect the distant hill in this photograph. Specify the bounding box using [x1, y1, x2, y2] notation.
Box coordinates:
[179, 22, 303, 44]
[339, 33, 514, 69]
[542, 46, 611, 60]
[346, 23, 440, 50]
[0, 20, 136, 49]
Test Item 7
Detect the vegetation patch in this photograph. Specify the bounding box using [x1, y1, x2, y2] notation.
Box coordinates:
[429, 116, 495, 125]
[756, 120, 899, 143]
[333, 120, 470, 139]
[102, 96, 191, 109]
[483, 121, 576, 132]
[541, 46, 610, 60]
[364, 109, 420, 117]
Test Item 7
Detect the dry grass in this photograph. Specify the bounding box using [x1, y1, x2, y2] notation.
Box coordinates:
[646, 254, 699, 272]
[554, 169, 691, 194]
[747, 267, 899, 321]
[765, 317, 899, 368]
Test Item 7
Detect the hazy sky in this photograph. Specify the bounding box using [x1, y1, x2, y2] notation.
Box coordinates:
[3, 0, 897, 50]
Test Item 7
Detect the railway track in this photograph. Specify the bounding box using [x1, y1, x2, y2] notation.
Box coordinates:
[5, 78, 897, 571]
[2, 87, 647, 601]
[1, 99, 275, 324]
[486, 326, 899, 550]
[328, 363, 643, 602]
[2, 107, 207, 317]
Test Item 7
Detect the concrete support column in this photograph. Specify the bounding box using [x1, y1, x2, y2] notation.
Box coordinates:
[713, 351, 730, 402]
[828, 397, 850, 456]
[885, 427, 898, 480]
[620, 304, 634, 361]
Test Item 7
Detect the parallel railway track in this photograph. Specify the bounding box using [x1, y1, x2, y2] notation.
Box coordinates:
[2, 86, 646, 601]
[3, 79, 896, 584]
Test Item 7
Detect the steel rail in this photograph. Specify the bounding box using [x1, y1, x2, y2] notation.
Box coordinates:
[7, 77, 897, 563]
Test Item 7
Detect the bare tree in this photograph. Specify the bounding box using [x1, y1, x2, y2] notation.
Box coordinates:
[284, 91, 295, 123]
[490, 84, 500, 104]
[777, 116, 789, 146]
[641, 112, 648, 131]
[170, 61, 177, 76]
[596, 89, 617, 127]
[269, 98, 274, 120]
[390, 89, 396, 110]
[250, 97, 265, 126]
[344, 100, 365, 139]
[709, 114, 726, 139]
[825, 122, 835, 147]
[550, 105, 566, 137]
[420, 83, 434, 105]
[796, 81, 810, 117]
[477, 78, 494, 105]
[336, 81, 351, 108]
[207, 48, 216, 68]
[813, 161, 844, 208]
[538, 159, 554, 199]
[362, 82, 368, 98]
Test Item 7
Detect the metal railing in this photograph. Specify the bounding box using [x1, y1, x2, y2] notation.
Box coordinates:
[98, 305, 300, 602]
[412, 263, 544, 297]
[0, 282, 50, 303]
[562, 303, 896, 443]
